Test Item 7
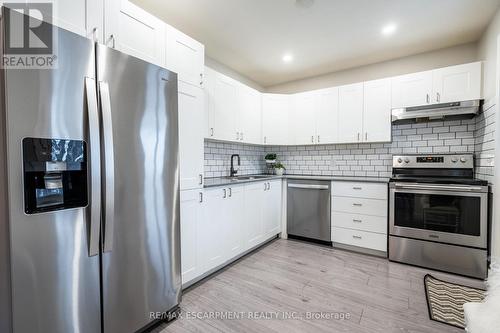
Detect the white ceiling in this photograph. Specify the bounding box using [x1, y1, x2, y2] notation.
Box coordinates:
[132, 0, 500, 87]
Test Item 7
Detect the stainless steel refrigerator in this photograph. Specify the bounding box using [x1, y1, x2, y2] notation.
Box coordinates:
[0, 8, 181, 333]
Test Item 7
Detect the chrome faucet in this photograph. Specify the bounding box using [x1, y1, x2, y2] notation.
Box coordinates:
[230, 154, 240, 177]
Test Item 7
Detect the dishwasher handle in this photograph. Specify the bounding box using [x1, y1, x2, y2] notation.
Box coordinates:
[288, 184, 329, 190]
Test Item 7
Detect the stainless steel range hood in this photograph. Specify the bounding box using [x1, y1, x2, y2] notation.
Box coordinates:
[391, 100, 481, 123]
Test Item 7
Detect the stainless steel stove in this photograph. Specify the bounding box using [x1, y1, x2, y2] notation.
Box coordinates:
[389, 154, 489, 279]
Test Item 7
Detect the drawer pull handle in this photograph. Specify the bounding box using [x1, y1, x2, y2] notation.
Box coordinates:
[352, 187, 362, 190]
[352, 235, 362, 240]
[353, 219, 362, 223]
[353, 203, 363, 207]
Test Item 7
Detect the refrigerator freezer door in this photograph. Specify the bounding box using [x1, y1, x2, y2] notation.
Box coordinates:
[97, 45, 181, 333]
[3, 18, 101, 333]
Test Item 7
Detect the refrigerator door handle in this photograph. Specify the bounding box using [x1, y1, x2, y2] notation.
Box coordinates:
[85, 77, 102, 257]
[99, 81, 116, 253]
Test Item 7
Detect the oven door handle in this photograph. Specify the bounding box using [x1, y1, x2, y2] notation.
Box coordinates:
[393, 183, 485, 192]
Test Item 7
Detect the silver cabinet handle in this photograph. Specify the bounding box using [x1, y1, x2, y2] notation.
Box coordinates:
[200, 73, 203, 86]
[240, 132, 244, 141]
[352, 219, 362, 223]
[236, 132, 239, 140]
[352, 187, 362, 190]
[199, 174, 203, 185]
[92, 27, 99, 42]
[436, 92, 440, 102]
[365, 132, 368, 141]
[311, 136, 314, 143]
[223, 188, 227, 198]
[99, 81, 115, 253]
[210, 128, 214, 137]
[352, 203, 363, 207]
[229, 188, 232, 197]
[352, 235, 362, 240]
[85, 78, 101, 257]
[317, 135, 320, 143]
[264, 182, 267, 191]
[357, 133, 360, 141]
[199, 192, 203, 203]
[426, 93, 430, 104]
[110, 34, 116, 49]
[267, 182, 270, 190]
[264, 136, 267, 144]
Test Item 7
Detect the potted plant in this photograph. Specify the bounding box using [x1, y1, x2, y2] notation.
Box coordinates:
[274, 162, 286, 176]
[265, 153, 277, 165]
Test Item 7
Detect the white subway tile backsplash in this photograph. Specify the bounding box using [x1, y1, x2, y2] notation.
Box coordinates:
[205, 104, 496, 183]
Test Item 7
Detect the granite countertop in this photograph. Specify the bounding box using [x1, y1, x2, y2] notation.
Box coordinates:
[204, 174, 390, 188]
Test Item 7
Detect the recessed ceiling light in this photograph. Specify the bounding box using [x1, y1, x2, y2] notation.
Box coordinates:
[295, 0, 314, 9]
[282, 54, 293, 63]
[381, 23, 397, 36]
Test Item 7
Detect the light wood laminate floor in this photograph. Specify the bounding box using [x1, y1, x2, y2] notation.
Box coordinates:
[158, 239, 484, 332]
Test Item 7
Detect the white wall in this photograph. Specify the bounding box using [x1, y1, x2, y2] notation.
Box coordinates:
[205, 56, 264, 91]
[265, 43, 478, 93]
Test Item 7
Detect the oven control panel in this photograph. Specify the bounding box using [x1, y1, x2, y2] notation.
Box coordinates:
[393, 154, 474, 169]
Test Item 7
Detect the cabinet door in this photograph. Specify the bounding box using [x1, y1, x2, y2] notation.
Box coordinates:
[178, 82, 204, 190]
[338, 83, 364, 143]
[180, 189, 203, 285]
[49, 0, 104, 41]
[165, 24, 205, 87]
[244, 182, 264, 250]
[292, 92, 317, 145]
[238, 85, 262, 144]
[316, 87, 339, 144]
[262, 94, 290, 145]
[199, 188, 227, 273]
[204, 66, 216, 138]
[263, 181, 282, 237]
[104, 0, 166, 67]
[226, 186, 245, 258]
[432, 62, 482, 103]
[363, 78, 392, 143]
[212, 73, 239, 141]
[391, 71, 433, 108]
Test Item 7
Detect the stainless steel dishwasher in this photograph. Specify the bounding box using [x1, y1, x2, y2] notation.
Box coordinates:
[287, 180, 331, 244]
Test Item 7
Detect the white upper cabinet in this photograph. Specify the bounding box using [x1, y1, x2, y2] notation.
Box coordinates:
[178, 82, 205, 190]
[292, 91, 317, 145]
[392, 62, 482, 109]
[206, 70, 239, 141]
[391, 70, 433, 108]
[262, 94, 290, 145]
[432, 62, 482, 103]
[238, 85, 262, 144]
[165, 24, 205, 87]
[315, 87, 339, 145]
[105, 0, 166, 67]
[51, 0, 104, 41]
[338, 83, 364, 143]
[363, 78, 392, 143]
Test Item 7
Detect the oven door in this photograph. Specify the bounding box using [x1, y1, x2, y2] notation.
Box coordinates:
[389, 182, 488, 248]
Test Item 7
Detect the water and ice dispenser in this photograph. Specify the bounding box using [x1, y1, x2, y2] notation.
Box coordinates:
[23, 138, 88, 214]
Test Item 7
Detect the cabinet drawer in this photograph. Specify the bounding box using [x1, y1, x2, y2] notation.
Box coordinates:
[332, 196, 387, 217]
[332, 212, 387, 234]
[332, 181, 387, 199]
[332, 227, 387, 252]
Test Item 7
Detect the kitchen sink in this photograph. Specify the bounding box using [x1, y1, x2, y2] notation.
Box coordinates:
[225, 175, 271, 181]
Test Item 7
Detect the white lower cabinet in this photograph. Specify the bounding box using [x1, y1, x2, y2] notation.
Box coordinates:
[180, 189, 204, 285]
[263, 180, 282, 237]
[331, 181, 388, 253]
[182, 180, 282, 286]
